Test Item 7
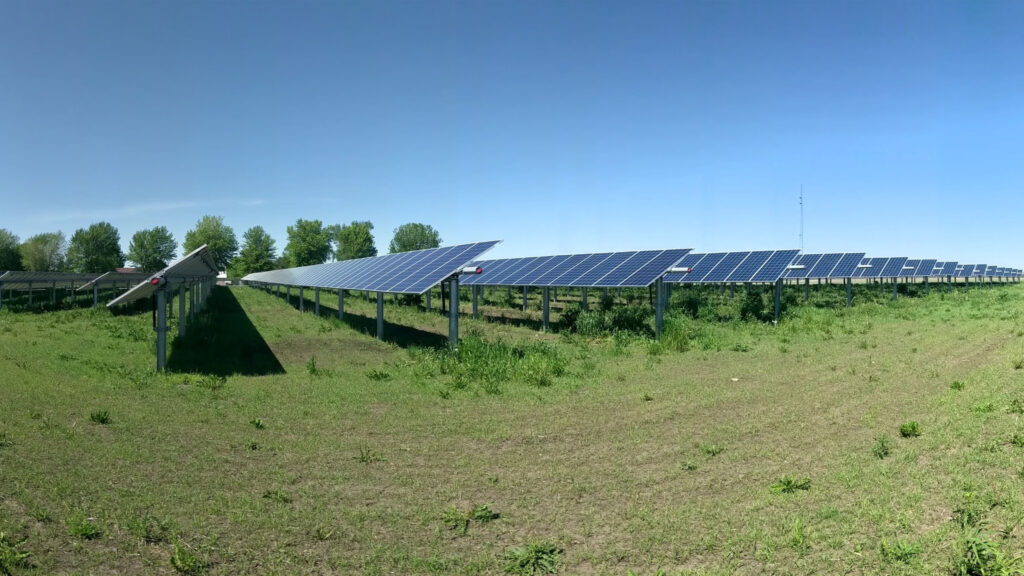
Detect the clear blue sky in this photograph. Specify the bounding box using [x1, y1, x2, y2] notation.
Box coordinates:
[2, 0, 1023, 266]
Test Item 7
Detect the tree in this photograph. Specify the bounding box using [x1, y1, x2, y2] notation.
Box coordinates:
[389, 223, 441, 253]
[183, 215, 238, 271]
[283, 219, 332, 267]
[332, 221, 377, 261]
[127, 226, 177, 272]
[0, 229, 21, 270]
[230, 226, 277, 277]
[66, 222, 124, 273]
[20, 232, 66, 271]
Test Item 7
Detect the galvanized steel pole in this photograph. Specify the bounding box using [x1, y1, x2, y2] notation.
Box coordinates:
[449, 277, 459, 348]
[376, 292, 384, 340]
[156, 289, 167, 372]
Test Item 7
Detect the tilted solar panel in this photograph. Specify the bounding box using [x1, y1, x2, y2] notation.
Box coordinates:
[879, 258, 909, 278]
[664, 250, 799, 283]
[783, 254, 823, 279]
[726, 251, 773, 283]
[916, 259, 938, 276]
[243, 241, 500, 294]
[939, 261, 958, 275]
[462, 249, 691, 288]
[900, 259, 921, 278]
[829, 253, 868, 278]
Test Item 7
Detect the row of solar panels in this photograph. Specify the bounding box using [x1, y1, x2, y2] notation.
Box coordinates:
[242, 243, 1020, 296]
[0, 270, 152, 290]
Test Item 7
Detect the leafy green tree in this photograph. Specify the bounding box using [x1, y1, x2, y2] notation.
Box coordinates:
[20, 232, 66, 271]
[389, 223, 441, 253]
[0, 229, 22, 270]
[332, 220, 377, 261]
[284, 219, 332, 267]
[230, 226, 277, 277]
[183, 215, 238, 271]
[127, 226, 177, 272]
[66, 222, 124, 273]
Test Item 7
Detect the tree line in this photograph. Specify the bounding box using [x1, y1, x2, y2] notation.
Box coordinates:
[0, 218, 442, 276]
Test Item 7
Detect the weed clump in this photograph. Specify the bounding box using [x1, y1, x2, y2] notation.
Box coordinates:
[262, 489, 291, 504]
[0, 433, 12, 449]
[951, 380, 966, 391]
[504, 540, 561, 575]
[354, 445, 386, 463]
[899, 421, 921, 438]
[0, 532, 33, 573]
[366, 368, 391, 382]
[1008, 399, 1024, 415]
[250, 419, 265, 430]
[441, 503, 499, 535]
[700, 443, 723, 457]
[68, 516, 102, 540]
[771, 476, 811, 494]
[89, 410, 111, 425]
[422, 335, 568, 395]
[880, 537, 921, 563]
[873, 435, 891, 459]
[170, 542, 207, 575]
[952, 527, 1021, 575]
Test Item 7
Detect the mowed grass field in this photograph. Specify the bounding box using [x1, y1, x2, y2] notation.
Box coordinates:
[3, 282, 1024, 575]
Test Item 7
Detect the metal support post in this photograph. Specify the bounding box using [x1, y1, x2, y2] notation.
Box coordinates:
[655, 278, 664, 340]
[893, 278, 898, 300]
[178, 286, 186, 337]
[190, 284, 196, 319]
[376, 292, 384, 340]
[51, 282, 56, 305]
[286, 286, 291, 304]
[93, 284, 99, 308]
[471, 285, 478, 319]
[338, 289, 344, 319]
[156, 289, 167, 372]
[925, 277, 929, 295]
[0, 284, 3, 310]
[299, 287, 305, 312]
[426, 288, 431, 311]
[846, 278, 852, 307]
[966, 276, 970, 291]
[729, 283, 734, 299]
[315, 288, 320, 316]
[448, 277, 459, 348]
[553, 287, 557, 302]
[522, 286, 528, 311]
[804, 278, 810, 301]
[582, 287, 588, 311]
[542, 287, 550, 331]
[28, 282, 33, 307]
[773, 279, 783, 323]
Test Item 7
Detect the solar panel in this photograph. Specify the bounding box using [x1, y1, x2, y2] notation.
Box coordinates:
[108, 245, 220, 306]
[900, 259, 921, 278]
[783, 254, 824, 279]
[853, 258, 883, 278]
[0, 271, 104, 289]
[78, 271, 152, 290]
[973, 264, 987, 277]
[939, 261, 958, 275]
[915, 260, 937, 277]
[664, 250, 799, 283]
[461, 249, 691, 288]
[957, 264, 976, 278]
[879, 257, 909, 278]
[244, 241, 500, 294]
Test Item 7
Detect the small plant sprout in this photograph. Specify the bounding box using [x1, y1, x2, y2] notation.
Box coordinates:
[262, 489, 291, 504]
[771, 476, 811, 494]
[950, 380, 965, 390]
[89, 410, 111, 425]
[1014, 357, 1024, 370]
[641, 393, 654, 402]
[681, 460, 698, 471]
[250, 419, 265, 430]
[0, 532, 33, 573]
[503, 540, 561, 575]
[1008, 399, 1024, 414]
[880, 537, 921, 563]
[0, 432, 12, 448]
[366, 368, 391, 381]
[69, 516, 102, 540]
[899, 421, 921, 438]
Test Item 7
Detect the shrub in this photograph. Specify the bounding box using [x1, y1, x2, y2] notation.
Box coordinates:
[89, 410, 111, 425]
[504, 541, 561, 575]
[899, 421, 921, 438]
[771, 476, 811, 494]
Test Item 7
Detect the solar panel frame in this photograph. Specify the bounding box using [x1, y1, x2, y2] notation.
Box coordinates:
[108, 245, 220, 307]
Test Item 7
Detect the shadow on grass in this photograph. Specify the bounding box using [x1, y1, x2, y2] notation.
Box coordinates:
[167, 287, 285, 376]
[268, 288, 450, 349]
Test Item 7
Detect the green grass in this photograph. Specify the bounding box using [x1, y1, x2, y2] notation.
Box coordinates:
[2, 283, 1024, 574]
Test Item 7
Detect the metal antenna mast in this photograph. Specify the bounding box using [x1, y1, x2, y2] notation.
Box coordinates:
[799, 185, 804, 252]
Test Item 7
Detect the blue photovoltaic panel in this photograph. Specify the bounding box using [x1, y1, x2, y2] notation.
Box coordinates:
[665, 250, 799, 283]
[783, 254, 824, 279]
[749, 250, 801, 282]
[853, 258, 882, 278]
[726, 251, 773, 283]
[916, 259, 937, 276]
[957, 265, 976, 278]
[829, 253, 868, 278]
[461, 249, 691, 288]
[804, 253, 841, 278]
[900, 259, 921, 277]
[879, 257, 909, 278]
[939, 261, 958, 275]
[702, 252, 751, 282]
[973, 264, 987, 277]
[242, 241, 500, 294]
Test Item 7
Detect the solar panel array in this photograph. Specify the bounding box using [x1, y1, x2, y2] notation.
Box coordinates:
[78, 271, 152, 290]
[243, 241, 500, 294]
[662, 250, 800, 284]
[852, 257, 910, 279]
[460, 249, 691, 288]
[0, 271, 103, 289]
